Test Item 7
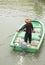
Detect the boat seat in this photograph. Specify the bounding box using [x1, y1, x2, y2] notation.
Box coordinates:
[33, 28, 41, 33]
[18, 32, 40, 41]
[32, 33, 40, 41]
[18, 31, 25, 38]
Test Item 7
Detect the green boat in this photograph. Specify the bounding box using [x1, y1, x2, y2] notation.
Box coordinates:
[10, 20, 44, 53]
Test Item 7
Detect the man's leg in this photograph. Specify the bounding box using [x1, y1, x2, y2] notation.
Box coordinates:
[29, 34, 32, 44]
[24, 33, 28, 43]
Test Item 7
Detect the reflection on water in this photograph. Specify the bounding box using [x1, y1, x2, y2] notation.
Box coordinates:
[39, 0, 45, 5]
[0, 0, 45, 65]
[33, 1, 43, 18]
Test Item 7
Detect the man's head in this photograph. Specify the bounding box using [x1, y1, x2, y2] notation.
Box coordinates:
[25, 17, 31, 23]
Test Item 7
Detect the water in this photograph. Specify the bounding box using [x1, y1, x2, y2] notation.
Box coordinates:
[0, 0, 45, 65]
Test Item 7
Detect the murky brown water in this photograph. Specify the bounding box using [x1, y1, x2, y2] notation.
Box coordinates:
[0, 0, 45, 65]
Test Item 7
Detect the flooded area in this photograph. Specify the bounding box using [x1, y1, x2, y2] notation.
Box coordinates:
[0, 0, 45, 65]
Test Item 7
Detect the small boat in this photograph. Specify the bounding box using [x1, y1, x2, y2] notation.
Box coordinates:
[10, 20, 44, 53]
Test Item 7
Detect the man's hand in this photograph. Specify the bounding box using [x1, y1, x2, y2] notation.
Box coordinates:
[16, 30, 19, 32]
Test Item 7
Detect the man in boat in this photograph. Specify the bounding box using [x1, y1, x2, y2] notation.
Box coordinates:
[17, 17, 33, 45]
